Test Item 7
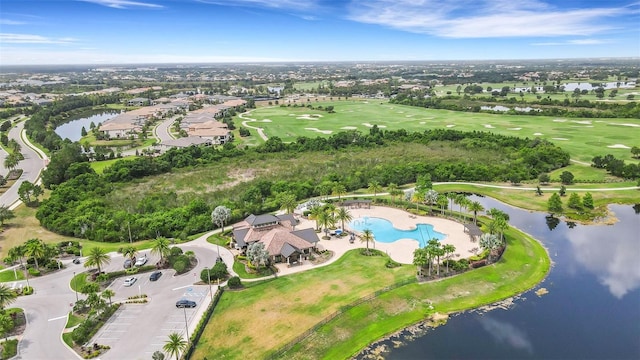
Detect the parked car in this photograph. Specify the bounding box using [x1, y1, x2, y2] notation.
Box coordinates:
[175, 299, 196, 308]
[135, 254, 148, 267]
[123, 277, 137, 287]
[149, 271, 162, 281]
[72, 257, 81, 264]
[123, 257, 136, 269]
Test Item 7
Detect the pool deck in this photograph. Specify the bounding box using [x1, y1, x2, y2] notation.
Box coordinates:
[274, 205, 477, 276]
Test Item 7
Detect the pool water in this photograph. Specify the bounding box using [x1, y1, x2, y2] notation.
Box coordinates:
[349, 216, 446, 247]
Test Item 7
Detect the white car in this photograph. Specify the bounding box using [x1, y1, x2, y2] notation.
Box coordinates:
[123, 277, 137, 287]
[135, 255, 148, 267]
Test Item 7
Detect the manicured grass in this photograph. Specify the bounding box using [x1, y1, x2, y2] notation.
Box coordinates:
[231, 261, 273, 279]
[248, 100, 640, 163]
[194, 225, 549, 360]
[192, 250, 415, 359]
[0, 268, 25, 282]
[548, 163, 615, 182]
[281, 226, 550, 359]
[70, 272, 88, 292]
[66, 312, 84, 329]
[89, 157, 132, 174]
[62, 333, 73, 349]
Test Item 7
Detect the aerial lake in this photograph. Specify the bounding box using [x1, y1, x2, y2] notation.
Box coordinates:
[377, 196, 640, 360]
[54, 110, 118, 142]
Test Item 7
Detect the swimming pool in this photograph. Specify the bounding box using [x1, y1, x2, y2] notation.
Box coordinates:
[349, 216, 446, 247]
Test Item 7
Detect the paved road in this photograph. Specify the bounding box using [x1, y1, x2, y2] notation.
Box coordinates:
[0, 120, 48, 208]
[154, 117, 176, 143]
[12, 259, 82, 360]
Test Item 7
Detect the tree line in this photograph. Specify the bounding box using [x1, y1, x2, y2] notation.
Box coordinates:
[36, 128, 570, 242]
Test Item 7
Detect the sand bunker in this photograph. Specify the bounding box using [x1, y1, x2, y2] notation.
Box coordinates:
[553, 119, 567, 122]
[508, 127, 522, 130]
[340, 126, 357, 130]
[362, 123, 387, 128]
[446, 124, 456, 128]
[305, 128, 333, 134]
[262, 119, 272, 122]
[609, 123, 640, 127]
[405, 114, 414, 117]
[420, 122, 426, 125]
[297, 114, 323, 120]
[608, 144, 631, 149]
[552, 137, 569, 141]
[534, 132, 543, 136]
[572, 120, 592, 125]
[484, 124, 495, 128]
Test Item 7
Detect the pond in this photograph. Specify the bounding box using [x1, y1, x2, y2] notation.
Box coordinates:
[372, 197, 640, 360]
[54, 110, 118, 142]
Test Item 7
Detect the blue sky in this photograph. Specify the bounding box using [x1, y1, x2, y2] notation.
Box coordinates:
[1, 0, 639, 65]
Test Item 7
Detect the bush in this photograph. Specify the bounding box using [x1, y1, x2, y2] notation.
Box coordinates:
[210, 261, 228, 280]
[173, 260, 187, 274]
[227, 276, 242, 289]
[170, 247, 183, 257]
[27, 267, 40, 277]
[21, 286, 34, 295]
[385, 259, 402, 268]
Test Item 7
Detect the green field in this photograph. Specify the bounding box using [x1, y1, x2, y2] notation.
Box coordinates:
[246, 101, 640, 163]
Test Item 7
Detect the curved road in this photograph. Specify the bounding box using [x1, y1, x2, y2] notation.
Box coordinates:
[0, 120, 48, 208]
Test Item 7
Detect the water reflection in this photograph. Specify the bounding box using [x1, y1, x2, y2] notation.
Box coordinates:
[478, 316, 533, 354]
[383, 198, 640, 359]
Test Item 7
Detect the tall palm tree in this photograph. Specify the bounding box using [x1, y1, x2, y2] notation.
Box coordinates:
[436, 195, 448, 216]
[316, 210, 332, 236]
[163, 332, 188, 360]
[24, 238, 46, 270]
[3, 153, 20, 173]
[367, 180, 382, 202]
[331, 183, 347, 202]
[446, 193, 457, 217]
[442, 244, 456, 273]
[0, 313, 13, 341]
[387, 183, 399, 204]
[411, 190, 423, 211]
[309, 206, 324, 231]
[151, 237, 171, 264]
[7, 245, 29, 287]
[468, 201, 485, 225]
[427, 239, 444, 276]
[0, 285, 17, 310]
[84, 247, 111, 273]
[360, 229, 374, 254]
[335, 207, 352, 231]
[7, 139, 21, 154]
[413, 247, 428, 277]
[122, 246, 137, 263]
[454, 194, 467, 219]
[278, 192, 297, 214]
[102, 289, 115, 306]
[492, 217, 508, 243]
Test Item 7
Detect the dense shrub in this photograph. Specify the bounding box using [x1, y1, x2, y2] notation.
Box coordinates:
[27, 268, 40, 277]
[227, 276, 242, 289]
[173, 259, 187, 274]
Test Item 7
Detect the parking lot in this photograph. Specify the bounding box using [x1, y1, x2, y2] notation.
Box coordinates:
[89, 247, 217, 359]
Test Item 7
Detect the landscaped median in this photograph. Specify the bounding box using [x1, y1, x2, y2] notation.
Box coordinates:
[192, 225, 549, 360]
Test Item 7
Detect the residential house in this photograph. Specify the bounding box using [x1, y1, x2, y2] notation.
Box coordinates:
[232, 214, 320, 265]
[127, 97, 148, 106]
[155, 136, 212, 152]
[99, 122, 139, 138]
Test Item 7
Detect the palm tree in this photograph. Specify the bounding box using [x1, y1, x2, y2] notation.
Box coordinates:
[492, 217, 508, 243]
[413, 247, 428, 277]
[454, 194, 467, 219]
[316, 210, 333, 237]
[446, 193, 457, 217]
[7, 139, 21, 154]
[387, 183, 399, 204]
[442, 244, 456, 273]
[309, 206, 324, 231]
[436, 195, 448, 216]
[3, 153, 20, 173]
[102, 289, 115, 306]
[427, 239, 444, 276]
[0, 205, 15, 226]
[468, 201, 485, 225]
[360, 229, 374, 254]
[367, 180, 382, 203]
[335, 207, 352, 231]
[0, 285, 17, 310]
[163, 332, 188, 360]
[84, 247, 111, 273]
[278, 192, 297, 214]
[24, 238, 46, 270]
[151, 237, 171, 264]
[122, 246, 137, 263]
[0, 313, 13, 341]
[331, 183, 347, 202]
[411, 190, 423, 211]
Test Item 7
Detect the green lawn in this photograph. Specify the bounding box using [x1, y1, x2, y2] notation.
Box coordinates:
[0, 268, 25, 282]
[248, 100, 640, 163]
[70, 272, 88, 292]
[194, 225, 549, 360]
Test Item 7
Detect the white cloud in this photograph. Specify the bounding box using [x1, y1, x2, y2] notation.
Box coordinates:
[196, 0, 319, 11]
[532, 39, 610, 46]
[0, 33, 77, 44]
[347, 0, 625, 38]
[79, 0, 164, 9]
[0, 19, 27, 25]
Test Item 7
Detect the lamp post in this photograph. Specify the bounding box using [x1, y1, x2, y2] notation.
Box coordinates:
[73, 271, 78, 302]
[204, 267, 212, 302]
[183, 306, 190, 344]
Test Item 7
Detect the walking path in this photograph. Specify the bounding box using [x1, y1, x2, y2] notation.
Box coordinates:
[238, 109, 269, 141]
